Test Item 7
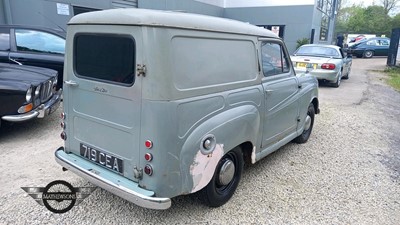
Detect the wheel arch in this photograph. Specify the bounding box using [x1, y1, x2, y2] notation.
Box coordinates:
[312, 98, 319, 114]
[179, 105, 260, 194]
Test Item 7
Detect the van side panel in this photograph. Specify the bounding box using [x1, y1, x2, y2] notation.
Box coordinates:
[139, 93, 263, 197]
[141, 28, 262, 101]
[137, 29, 265, 197]
[171, 37, 258, 90]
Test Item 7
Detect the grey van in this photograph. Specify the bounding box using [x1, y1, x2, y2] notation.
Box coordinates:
[55, 8, 319, 210]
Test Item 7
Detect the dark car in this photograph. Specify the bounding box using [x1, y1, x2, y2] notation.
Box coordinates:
[0, 63, 62, 128]
[349, 37, 390, 58]
[0, 25, 65, 89]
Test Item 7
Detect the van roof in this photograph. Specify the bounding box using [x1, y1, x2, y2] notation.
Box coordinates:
[69, 8, 278, 37]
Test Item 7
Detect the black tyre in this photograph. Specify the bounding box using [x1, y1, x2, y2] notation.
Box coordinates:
[199, 146, 244, 207]
[293, 103, 315, 144]
[331, 71, 342, 88]
[363, 50, 374, 58]
[342, 67, 350, 79]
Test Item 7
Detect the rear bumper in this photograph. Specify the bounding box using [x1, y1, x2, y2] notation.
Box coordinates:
[2, 89, 62, 122]
[295, 68, 338, 82]
[55, 147, 171, 210]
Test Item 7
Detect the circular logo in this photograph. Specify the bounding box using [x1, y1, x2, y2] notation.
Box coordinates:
[42, 180, 76, 214]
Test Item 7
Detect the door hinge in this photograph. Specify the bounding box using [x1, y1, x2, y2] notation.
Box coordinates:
[137, 64, 146, 77]
[297, 116, 301, 122]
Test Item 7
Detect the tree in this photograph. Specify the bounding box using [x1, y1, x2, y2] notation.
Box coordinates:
[380, 0, 400, 14]
[364, 6, 392, 36]
[336, 5, 392, 37]
[391, 13, 400, 28]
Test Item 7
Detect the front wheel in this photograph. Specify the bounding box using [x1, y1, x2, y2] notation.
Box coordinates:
[199, 146, 244, 207]
[363, 50, 374, 58]
[293, 103, 315, 144]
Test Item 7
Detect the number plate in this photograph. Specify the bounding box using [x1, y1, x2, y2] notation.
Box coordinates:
[80, 143, 123, 174]
[297, 62, 317, 69]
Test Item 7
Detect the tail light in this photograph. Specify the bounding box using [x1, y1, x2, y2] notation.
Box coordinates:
[61, 131, 67, 140]
[60, 112, 66, 140]
[321, 63, 336, 70]
[144, 164, 153, 176]
[144, 153, 153, 162]
[145, 140, 153, 149]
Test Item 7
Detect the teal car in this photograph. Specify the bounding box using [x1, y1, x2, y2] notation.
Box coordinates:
[350, 37, 390, 58]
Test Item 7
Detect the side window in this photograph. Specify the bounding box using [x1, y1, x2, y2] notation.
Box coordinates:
[367, 40, 377, 46]
[261, 42, 290, 76]
[0, 28, 10, 51]
[380, 40, 390, 46]
[15, 29, 65, 54]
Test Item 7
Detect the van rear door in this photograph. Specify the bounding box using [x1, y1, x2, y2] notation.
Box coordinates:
[63, 26, 143, 182]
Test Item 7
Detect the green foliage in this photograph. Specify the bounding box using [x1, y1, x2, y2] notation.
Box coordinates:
[384, 67, 400, 91]
[337, 5, 393, 37]
[296, 38, 310, 49]
[391, 14, 400, 29]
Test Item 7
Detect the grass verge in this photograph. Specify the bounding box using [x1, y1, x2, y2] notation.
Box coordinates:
[384, 67, 400, 91]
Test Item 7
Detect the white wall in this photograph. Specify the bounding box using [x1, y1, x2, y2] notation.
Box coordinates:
[194, 0, 315, 8]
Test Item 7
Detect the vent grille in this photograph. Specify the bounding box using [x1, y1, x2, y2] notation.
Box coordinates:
[40, 80, 53, 103]
[112, 0, 138, 8]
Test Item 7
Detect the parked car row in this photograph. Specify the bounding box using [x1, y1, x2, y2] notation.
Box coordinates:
[0, 25, 65, 128]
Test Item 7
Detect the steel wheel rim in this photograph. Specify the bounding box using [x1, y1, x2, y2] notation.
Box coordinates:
[215, 152, 238, 194]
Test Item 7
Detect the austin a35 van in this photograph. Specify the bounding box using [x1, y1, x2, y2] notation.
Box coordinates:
[55, 8, 319, 210]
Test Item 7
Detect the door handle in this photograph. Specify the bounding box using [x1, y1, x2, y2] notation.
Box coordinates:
[64, 80, 79, 87]
[9, 57, 22, 65]
[265, 90, 273, 94]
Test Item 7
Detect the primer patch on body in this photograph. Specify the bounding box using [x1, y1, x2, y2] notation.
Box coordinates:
[190, 144, 224, 193]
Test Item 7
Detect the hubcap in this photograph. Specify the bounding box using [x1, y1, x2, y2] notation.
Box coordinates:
[304, 115, 312, 131]
[218, 159, 235, 186]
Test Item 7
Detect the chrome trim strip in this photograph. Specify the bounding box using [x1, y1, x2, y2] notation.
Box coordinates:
[2, 110, 39, 122]
[2, 89, 62, 122]
[55, 147, 171, 210]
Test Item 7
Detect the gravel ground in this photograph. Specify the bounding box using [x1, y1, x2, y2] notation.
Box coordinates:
[0, 58, 399, 224]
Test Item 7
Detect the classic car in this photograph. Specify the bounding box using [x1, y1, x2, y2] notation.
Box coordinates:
[0, 25, 66, 90]
[349, 37, 390, 58]
[0, 63, 62, 128]
[55, 8, 319, 210]
[291, 44, 352, 88]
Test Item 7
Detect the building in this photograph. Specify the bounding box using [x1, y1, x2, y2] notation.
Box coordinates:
[0, 0, 340, 53]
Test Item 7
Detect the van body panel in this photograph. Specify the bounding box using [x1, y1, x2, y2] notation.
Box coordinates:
[63, 25, 144, 182]
[261, 75, 300, 148]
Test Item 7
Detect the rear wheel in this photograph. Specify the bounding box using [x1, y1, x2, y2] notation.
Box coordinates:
[331, 71, 342, 88]
[293, 103, 315, 144]
[342, 67, 351, 79]
[363, 50, 374, 58]
[199, 146, 244, 207]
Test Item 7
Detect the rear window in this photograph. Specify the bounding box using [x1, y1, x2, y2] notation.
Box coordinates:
[295, 46, 340, 58]
[74, 34, 135, 85]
